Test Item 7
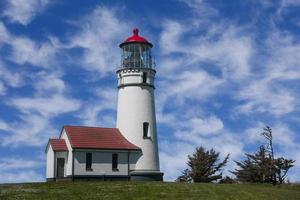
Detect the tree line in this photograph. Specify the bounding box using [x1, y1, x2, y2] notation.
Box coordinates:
[176, 126, 295, 185]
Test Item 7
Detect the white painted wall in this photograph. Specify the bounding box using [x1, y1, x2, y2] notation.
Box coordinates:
[116, 68, 160, 171]
[46, 145, 68, 178]
[60, 129, 73, 176]
[73, 150, 135, 176]
[46, 145, 54, 178]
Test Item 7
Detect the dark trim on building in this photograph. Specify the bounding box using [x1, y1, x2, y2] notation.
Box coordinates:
[47, 177, 72, 182]
[130, 171, 164, 181]
[53, 153, 56, 178]
[116, 67, 156, 74]
[72, 149, 74, 181]
[66, 175, 130, 181]
[118, 83, 155, 89]
[127, 151, 130, 180]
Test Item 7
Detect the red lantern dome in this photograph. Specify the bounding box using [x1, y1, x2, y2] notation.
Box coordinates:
[119, 28, 153, 47]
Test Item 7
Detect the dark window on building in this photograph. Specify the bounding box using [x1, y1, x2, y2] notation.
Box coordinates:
[86, 153, 92, 170]
[112, 154, 118, 170]
[143, 122, 149, 138]
[142, 72, 147, 83]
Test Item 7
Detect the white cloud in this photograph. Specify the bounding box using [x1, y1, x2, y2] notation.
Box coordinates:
[156, 12, 253, 181]
[68, 6, 130, 76]
[187, 116, 224, 136]
[282, 0, 300, 7]
[0, 170, 44, 183]
[33, 71, 66, 94]
[0, 21, 10, 44]
[1, 68, 80, 147]
[159, 21, 184, 54]
[0, 114, 56, 147]
[159, 141, 196, 181]
[236, 79, 295, 116]
[265, 31, 300, 82]
[80, 88, 117, 127]
[2, 0, 51, 25]
[180, 0, 218, 18]
[158, 20, 253, 81]
[158, 70, 223, 107]
[0, 81, 5, 95]
[0, 21, 59, 68]
[245, 122, 300, 181]
[0, 157, 44, 183]
[11, 94, 81, 118]
[246, 122, 297, 149]
[9, 37, 58, 68]
[0, 60, 24, 94]
[160, 131, 244, 181]
[0, 120, 8, 130]
[0, 158, 42, 170]
[173, 70, 223, 99]
[155, 0, 300, 181]
[158, 112, 243, 181]
[236, 30, 300, 116]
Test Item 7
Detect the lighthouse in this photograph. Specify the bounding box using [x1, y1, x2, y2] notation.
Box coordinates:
[116, 28, 163, 181]
[45, 28, 163, 182]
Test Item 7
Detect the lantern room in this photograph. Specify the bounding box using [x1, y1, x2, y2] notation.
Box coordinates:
[119, 28, 154, 69]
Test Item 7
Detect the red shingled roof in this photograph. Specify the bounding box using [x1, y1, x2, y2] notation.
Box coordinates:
[48, 139, 68, 151]
[63, 125, 140, 150]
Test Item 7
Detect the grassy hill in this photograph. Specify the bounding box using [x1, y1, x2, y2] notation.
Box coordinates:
[0, 181, 300, 200]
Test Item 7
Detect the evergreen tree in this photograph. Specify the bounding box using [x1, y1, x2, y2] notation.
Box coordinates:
[275, 157, 295, 184]
[232, 146, 274, 183]
[177, 147, 229, 183]
[233, 126, 295, 184]
[176, 169, 192, 182]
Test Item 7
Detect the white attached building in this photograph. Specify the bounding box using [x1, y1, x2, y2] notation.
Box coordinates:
[45, 126, 141, 181]
[46, 28, 163, 181]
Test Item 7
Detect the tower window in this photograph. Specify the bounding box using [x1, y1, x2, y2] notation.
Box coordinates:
[86, 153, 92, 170]
[142, 72, 147, 83]
[112, 153, 118, 170]
[143, 122, 149, 138]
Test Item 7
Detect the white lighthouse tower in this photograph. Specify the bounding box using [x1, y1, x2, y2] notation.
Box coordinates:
[116, 28, 163, 181]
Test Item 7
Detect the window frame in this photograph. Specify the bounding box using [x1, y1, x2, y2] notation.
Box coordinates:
[142, 72, 147, 83]
[112, 153, 118, 171]
[143, 122, 150, 139]
[86, 152, 92, 171]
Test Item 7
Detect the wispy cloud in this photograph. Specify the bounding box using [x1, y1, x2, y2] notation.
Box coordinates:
[67, 6, 131, 76]
[0, 0, 299, 183]
[2, 0, 52, 25]
[0, 21, 59, 68]
[0, 114, 56, 147]
[0, 157, 44, 183]
[80, 87, 117, 127]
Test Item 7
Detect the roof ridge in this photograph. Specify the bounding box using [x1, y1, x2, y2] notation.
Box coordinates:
[63, 125, 117, 129]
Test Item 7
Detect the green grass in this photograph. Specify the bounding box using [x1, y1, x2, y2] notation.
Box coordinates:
[0, 182, 300, 200]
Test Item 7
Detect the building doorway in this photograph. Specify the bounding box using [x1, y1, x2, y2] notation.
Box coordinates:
[56, 158, 65, 178]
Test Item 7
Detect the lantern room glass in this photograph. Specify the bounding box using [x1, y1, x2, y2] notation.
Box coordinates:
[121, 43, 154, 69]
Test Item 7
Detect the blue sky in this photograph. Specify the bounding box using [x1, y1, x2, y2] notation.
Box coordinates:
[0, 0, 300, 183]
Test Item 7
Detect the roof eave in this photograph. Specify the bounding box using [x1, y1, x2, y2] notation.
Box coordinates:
[73, 147, 141, 151]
